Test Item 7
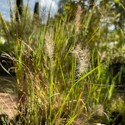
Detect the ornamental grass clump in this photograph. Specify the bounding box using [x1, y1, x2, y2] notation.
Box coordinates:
[1, 1, 125, 124]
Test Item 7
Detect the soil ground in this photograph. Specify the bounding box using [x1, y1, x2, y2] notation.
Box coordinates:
[0, 76, 18, 119]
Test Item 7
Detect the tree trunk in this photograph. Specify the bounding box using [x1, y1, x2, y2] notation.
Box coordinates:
[15, 0, 23, 21]
[33, 2, 40, 24]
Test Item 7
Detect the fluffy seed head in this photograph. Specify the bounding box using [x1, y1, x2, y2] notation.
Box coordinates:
[72, 44, 90, 79]
[75, 4, 83, 33]
[44, 31, 55, 58]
